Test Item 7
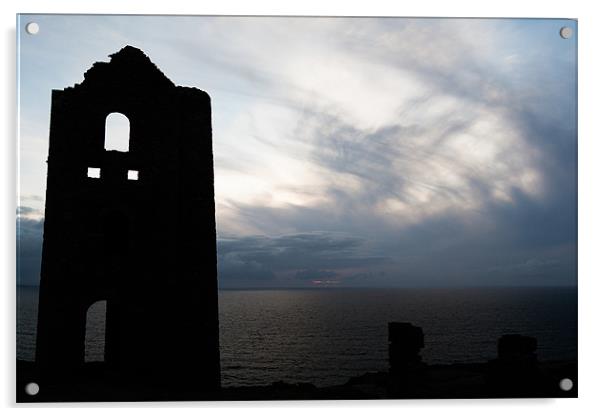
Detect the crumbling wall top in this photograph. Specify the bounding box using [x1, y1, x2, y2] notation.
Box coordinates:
[66, 45, 176, 92]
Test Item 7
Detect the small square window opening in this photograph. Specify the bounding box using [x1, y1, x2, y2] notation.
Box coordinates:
[87, 167, 101, 178]
[128, 170, 139, 181]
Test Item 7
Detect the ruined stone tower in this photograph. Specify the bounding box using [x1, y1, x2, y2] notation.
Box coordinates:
[36, 46, 220, 397]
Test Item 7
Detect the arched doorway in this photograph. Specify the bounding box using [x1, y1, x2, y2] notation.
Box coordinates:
[84, 300, 107, 362]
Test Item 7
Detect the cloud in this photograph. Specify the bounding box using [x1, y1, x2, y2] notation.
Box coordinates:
[17, 206, 38, 216]
[488, 257, 562, 277]
[17, 17, 577, 288]
[205, 18, 576, 287]
[294, 269, 339, 281]
[206, 18, 574, 236]
[217, 232, 389, 287]
[15, 220, 391, 288]
[17, 213, 44, 286]
[20, 195, 44, 202]
[218, 195, 576, 287]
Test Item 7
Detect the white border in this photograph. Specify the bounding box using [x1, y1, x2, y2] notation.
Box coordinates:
[3, 1, 601, 415]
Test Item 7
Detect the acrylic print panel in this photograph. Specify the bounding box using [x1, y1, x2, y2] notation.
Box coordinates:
[16, 15, 578, 402]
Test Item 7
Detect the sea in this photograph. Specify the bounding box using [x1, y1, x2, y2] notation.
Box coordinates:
[17, 286, 577, 388]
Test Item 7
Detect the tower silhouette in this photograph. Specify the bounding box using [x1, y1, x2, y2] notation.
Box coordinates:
[35, 46, 220, 398]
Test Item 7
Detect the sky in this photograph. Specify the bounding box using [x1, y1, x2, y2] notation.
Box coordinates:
[16, 15, 577, 288]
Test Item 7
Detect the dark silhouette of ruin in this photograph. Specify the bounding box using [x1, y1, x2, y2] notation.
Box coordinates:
[388, 322, 424, 372]
[34, 46, 220, 399]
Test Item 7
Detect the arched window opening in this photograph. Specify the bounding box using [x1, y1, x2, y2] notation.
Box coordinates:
[85, 300, 107, 362]
[104, 112, 130, 152]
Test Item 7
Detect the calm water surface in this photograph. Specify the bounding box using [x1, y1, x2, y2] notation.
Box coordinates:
[17, 287, 577, 387]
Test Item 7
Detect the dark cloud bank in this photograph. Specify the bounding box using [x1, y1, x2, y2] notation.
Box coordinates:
[18, 199, 575, 289]
[17, 214, 389, 288]
[217, 232, 389, 288]
[17, 216, 44, 286]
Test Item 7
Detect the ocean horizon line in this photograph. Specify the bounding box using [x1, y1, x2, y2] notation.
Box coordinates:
[17, 284, 579, 290]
